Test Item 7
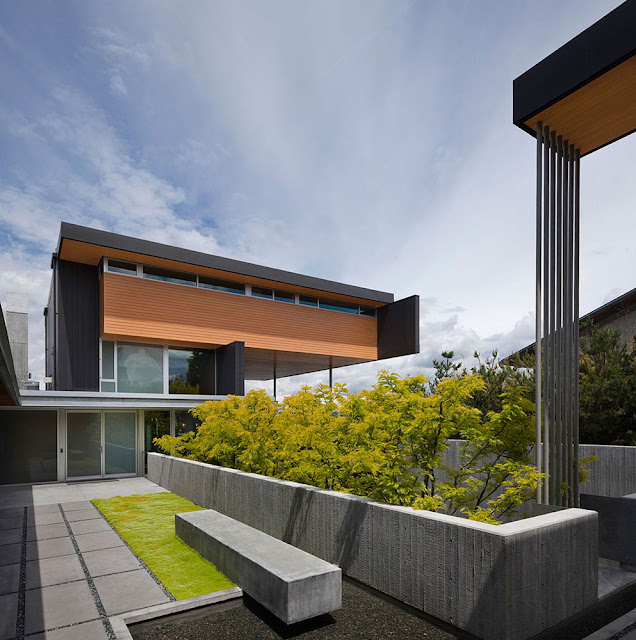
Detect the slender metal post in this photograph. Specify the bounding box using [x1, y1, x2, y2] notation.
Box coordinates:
[329, 356, 333, 389]
[548, 131, 557, 503]
[535, 122, 543, 502]
[563, 143, 572, 506]
[273, 353, 277, 401]
[542, 126, 551, 505]
[555, 135, 564, 505]
[573, 149, 581, 505]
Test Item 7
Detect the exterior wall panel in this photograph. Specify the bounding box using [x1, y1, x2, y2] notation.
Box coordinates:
[101, 273, 377, 360]
[55, 260, 100, 391]
[377, 295, 420, 359]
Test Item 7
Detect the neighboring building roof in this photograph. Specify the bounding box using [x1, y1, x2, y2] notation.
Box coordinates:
[513, 0, 636, 156]
[56, 222, 394, 305]
[0, 302, 21, 406]
[507, 286, 636, 362]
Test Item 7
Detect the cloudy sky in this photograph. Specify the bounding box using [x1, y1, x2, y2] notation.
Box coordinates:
[1, 1, 634, 396]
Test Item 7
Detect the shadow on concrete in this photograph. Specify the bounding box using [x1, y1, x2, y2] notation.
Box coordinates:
[243, 594, 336, 639]
[282, 488, 315, 547]
[334, 499, 368, 572]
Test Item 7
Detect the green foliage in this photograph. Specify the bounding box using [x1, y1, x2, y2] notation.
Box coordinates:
[155, 370, 543, 524]
[579, 324, 636, 445]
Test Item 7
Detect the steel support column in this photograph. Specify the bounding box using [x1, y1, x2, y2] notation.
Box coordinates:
[536, 126, 581, 506]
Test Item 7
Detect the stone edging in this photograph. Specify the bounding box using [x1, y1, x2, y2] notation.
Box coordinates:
[109, 587, 243, 640]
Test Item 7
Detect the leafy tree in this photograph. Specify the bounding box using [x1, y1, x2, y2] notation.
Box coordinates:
[155, 371, 542, 524]
[579, 325, 636, 445]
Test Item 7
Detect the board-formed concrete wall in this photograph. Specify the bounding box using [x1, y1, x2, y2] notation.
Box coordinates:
[149, 453, 598, 640]
[443, 440, 636, 498]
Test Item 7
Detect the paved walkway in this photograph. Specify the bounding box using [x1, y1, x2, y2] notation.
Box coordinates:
[0, 478, 170, 640]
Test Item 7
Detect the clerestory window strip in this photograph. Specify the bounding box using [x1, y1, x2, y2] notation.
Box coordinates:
[102, 257, 377, 316]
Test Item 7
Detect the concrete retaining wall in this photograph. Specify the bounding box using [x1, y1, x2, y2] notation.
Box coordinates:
[149, 453, 598, 640]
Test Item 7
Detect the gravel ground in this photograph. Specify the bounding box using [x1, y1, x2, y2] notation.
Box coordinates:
[130, 580, 458, 640]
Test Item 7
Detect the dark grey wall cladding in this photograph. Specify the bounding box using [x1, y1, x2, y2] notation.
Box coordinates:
[55, 259, 99, 391]
[216, 341, 245, 396]
[376, 295, 419, 360]
[0, 410, 57, 484]
[149, 453, 598, 640]
[44, 282, 55, 380]
[199, 351, 216, 395]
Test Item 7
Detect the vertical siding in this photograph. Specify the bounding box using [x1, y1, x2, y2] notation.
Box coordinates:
[55, 260, 99, 391]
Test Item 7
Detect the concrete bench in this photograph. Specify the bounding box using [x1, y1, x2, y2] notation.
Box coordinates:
[176, 509, 342, 624]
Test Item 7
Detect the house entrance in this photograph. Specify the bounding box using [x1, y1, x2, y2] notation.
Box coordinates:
[66, 411, 137, 479]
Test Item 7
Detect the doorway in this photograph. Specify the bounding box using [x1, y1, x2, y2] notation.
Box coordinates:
[66, 411, 137, 479]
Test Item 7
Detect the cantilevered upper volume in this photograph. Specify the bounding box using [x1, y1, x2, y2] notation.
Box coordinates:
[513, 0, 636, 156]
[45, 223, 419, 395]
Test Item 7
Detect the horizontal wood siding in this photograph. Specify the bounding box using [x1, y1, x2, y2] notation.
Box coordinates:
[101, 273, 377, 359]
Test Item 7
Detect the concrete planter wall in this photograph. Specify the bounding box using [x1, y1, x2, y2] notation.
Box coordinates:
[149, 453, 597, 640]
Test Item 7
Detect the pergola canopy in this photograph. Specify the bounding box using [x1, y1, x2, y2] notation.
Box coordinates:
[514, 0, 636, 156]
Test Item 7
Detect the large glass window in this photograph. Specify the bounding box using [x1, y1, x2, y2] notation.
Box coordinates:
[0, 411, 57, 485]
[67, 412, 102, 478]
[319, 298, 360, 314]
[107, 260, 137, 276]
[143, 265, 196, 287]
[199, 276, 245, 295]
[274, 290, 295, 304]
[168, 348, 206, 394]
[105, 412, 136, 475]
[299, 295, 318, 307]
[251, 286, 273, 299]
[174, 411, 202, 437]
[117, 343, 164, 393]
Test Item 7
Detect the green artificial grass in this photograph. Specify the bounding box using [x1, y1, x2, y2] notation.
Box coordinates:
[92, 492, 234, 600]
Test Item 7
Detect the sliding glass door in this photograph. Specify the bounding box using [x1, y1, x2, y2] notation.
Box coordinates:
[67, 412, 102, 478]
[67, 411, 137, 479]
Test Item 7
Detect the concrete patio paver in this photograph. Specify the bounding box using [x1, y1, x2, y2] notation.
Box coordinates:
[83, 545, 141, 577]
[24, 580, 100, 635]
[27, 619, 110, 640]
[69, 517, 112, 536]
[26, 523, 69, 542]
[75, 529, 126, 553]
[60, 500, 93, 512]
[0, 528, 21, 546]
[0, 543, 21, 566]
[26, 512, 64, 526]
[0, 517, 23, 531]
[0, 592, 18, 640]
[64, 507, 101, 522]
[0, 563, 19, 595]
[94, 568, 171, 616]
[26, 536, 75, 561]
[26, 554, 85, 589]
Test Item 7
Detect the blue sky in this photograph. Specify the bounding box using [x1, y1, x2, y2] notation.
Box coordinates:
[1, 1, 634, 394]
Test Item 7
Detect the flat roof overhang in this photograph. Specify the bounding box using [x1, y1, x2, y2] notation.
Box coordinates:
[16, 390, 229, 409]
[513, 0, 636, 156]
[0, 304, 20, 407]
[56, 222, 394, 306]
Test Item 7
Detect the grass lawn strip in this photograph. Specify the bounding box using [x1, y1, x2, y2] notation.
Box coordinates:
[92, 492, 234, 600]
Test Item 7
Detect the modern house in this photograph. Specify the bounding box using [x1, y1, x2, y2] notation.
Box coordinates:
[0, 222, 419, 485]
